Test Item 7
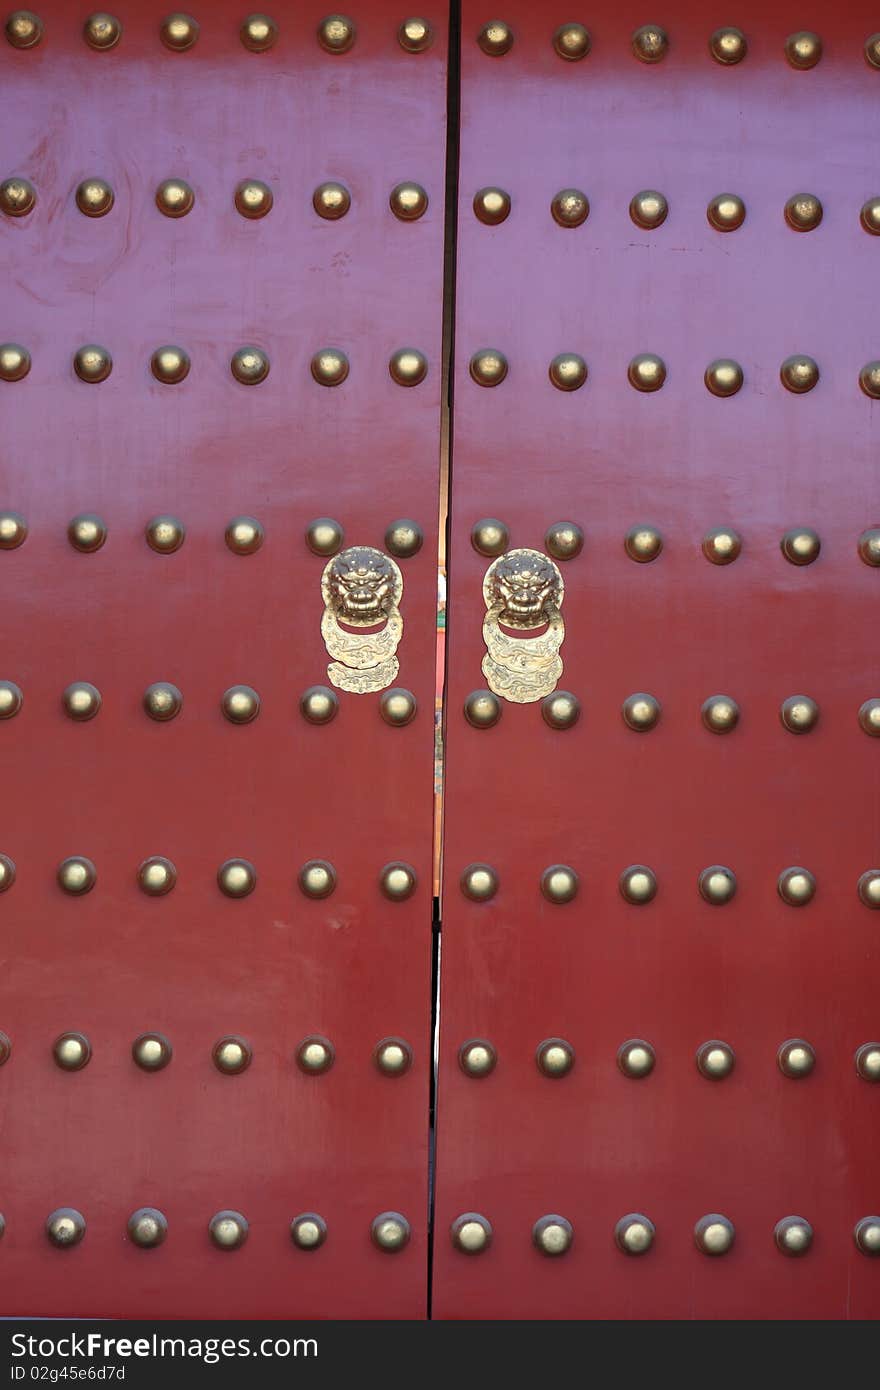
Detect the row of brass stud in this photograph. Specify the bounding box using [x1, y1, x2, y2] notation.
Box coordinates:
[14, 1209, 880, 1258]
[475, 23, 880, 71]
[0, 514, 425, 558]
[0, 176, 430, 222]
[0, 1031, 412, 1077]
[460, 1038, 880, 1082]
[462, 863, 880, 908]
[4, 12, 434, 56]
[0, 345, 430, 387]
[475, 189, 880, 235]
[0, 855, 417, 900]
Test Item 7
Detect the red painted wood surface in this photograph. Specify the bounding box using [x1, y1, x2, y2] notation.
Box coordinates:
[434, 1, 880, 1318]
[0, 0, 446, 1318]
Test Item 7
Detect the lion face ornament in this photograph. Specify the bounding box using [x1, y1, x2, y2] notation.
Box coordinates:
[481, 548, 565, 702]
[321, 546, 404, 693]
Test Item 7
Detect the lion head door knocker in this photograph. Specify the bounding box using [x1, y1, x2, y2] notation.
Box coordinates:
[481, 548, 565, 703]
[321, 546, 404, 693]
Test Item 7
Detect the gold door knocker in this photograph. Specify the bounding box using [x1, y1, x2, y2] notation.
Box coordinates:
[481, 548, 565, 703]
[321, 546, 404, 693]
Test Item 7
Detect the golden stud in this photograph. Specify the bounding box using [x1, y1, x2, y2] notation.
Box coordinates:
[310, 348, 349, 387]
[694, 1215, 735, 1255]
[0, 343, 31, 382]
[221, 685, 260, 724]
[131, 1032, 172, 1071]
[622, 692, 661, 732]
[231, 346, 269, 385]
[313, 181, 350, 220]
[143, 682, 182, 721]
[217, 859, 256, 898]
[137, 856, 176, 896]
[459, 1039, 496, 1078]
[150, 345, 190, 385]
[0, 512, 27, 549]
[859, 697, 880, 735]
[0, 680, 23, 719]
[305, 517, 344, 556]
[225, 516, 264, 555]
[212, 1036, 252, 1074]
[298, 859, 337, 899]
[544, 521, 583, 560]
[155, 178, 194, 218]
[234, 179, 273, 219]
[865, 33, 880, 67]
[374, 1038, 413, 1076]
[855, 1042, 880, 1080]
[0, 1030, 10, 1064]
[632, 23, 667, 62]
[473, 187, 511, 225]
[540, 864, 579, 904]
[701, 694, 740, 733]
[240, 13, 277, 52]
[469, 349, 508, 387]
[854, 1217, 880, 1255]
[780, 695, 819, 734]
[209, 1211, 248, 1249]
[615, 1214, 655, 1255]
[702, 526, 742, 564]
[389, 182, 428, 221]
[57, 857, 96, 896]
[698, 865, 737, 905]
[704, 359, 743, 397]
[380, 862, 417, 901]
[628, 353, 666, 392]
[53, 1032, 91, 1070]
[617, 1038, 656, 1078]
[291, 1213, 327, 1249]
[780, 354, 819, 394]
[619, 866, 657, 905]
[785, 31, 822, 69]
[389, 348, 428, 386]
[858, 870, 880, 909]
[300, 685, 339, 724]
[128, 1208, 167, 1248]
[73, 344, 112, 384]
[709, 26, 747, 64]
[160, 13, 199, 51]
[630, 189, 668, 230]
[535, 1037, 575, 1078]
[858, 528, 880, 566]
[696, 1040, 736, 1079]
[777, 1038, 815, 1077]
[145, 516, 185, 554]
[553, 23, 590, 60]
[317, 14, 355, 54]
[0, 855, 15, 893]
[707, 193, 746, 232]
[0, 176, 36, 217]
[777, 867, 815, 906]
[780, 527, 820, 565]
[371, 1212, 411, 1252]
[549, 353, 587, 391]
[624, 525, 662, 562]
[296, 1035, 335, 1075]
[75, 177, 113, 217]
[859, 362, 880, 399]
[46, 1209, 86, 1247]
[84, 12, 121, 49]
[379, 688, 417, 726]
[451, 1213, 492, 1252]
[62, 682, 101, 722]
[784, 193, 823, 232]
[460, 863, 498, 902]
[533, 1215, 573, 1255]
[477, 20, 513, 56]
[398, 17, 433, 52]
[464, 688, 502, 728]
[470, 517, 509, 557]
[385, 519, 423, 558]
[860, 198, 880, 235]
[5, 10, 42, 48]
[550, 189, 589, 228]
[541, 690, 581, 730]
